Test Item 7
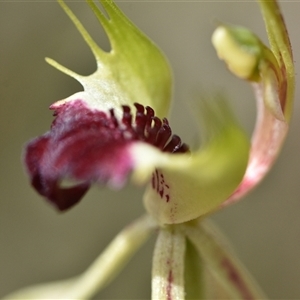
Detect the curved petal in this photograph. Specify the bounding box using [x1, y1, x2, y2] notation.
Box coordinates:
[212, 0, 294, 206]
[224, 81, 288, 205]
[131, 98, 250, 224]
[46, 0, 172, 118]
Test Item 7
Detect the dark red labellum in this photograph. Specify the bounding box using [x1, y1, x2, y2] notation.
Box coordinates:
[24, 100, 188, 211]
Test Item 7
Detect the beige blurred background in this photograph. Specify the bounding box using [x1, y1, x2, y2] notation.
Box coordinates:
[1, 1, 300, 299]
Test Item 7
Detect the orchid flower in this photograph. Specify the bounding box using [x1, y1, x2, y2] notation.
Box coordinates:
[4, 0, 294, 299]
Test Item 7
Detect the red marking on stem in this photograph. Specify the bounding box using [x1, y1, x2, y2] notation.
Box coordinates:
[221, 258, 254, 300]
[166, 270, 173, 300]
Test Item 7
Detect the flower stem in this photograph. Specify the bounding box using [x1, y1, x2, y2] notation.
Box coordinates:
[3, 214, 157, 300]
[152, 225, 186, 300]
[68, 214, 157, 299]
[184, 238, 204, 299]
[184, 220, 267, 300]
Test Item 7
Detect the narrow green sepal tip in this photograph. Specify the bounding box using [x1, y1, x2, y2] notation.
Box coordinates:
[53, 0, 173, 118]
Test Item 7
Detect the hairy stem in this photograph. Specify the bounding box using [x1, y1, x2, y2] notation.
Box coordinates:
[152, 225, 186, 300]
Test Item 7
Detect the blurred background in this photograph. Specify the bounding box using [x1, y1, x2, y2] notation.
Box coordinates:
[1, 0, 300, 299]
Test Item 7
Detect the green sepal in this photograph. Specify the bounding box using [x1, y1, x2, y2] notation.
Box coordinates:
[47, 0, 172, 118]
[257, 0, 294, 121]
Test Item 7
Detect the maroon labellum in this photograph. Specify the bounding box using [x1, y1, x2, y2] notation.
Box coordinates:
[24, 99, 188, 211]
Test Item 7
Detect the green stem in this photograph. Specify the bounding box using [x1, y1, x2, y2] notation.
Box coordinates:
[68, 214, 157, 299]
[184, 220, 267, 300]
[3, 214, 157, 300]
[152, 225, 186, 300]
[184, 238, 204, 300]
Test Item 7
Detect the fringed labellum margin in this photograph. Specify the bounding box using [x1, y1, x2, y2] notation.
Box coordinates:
[25, 100, 188, 211]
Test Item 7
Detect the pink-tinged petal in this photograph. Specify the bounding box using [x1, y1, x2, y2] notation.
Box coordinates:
[223, 83, 288, 206]
[212, 1, 294, 207]
[24, 100, 188, 211]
